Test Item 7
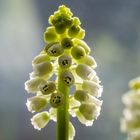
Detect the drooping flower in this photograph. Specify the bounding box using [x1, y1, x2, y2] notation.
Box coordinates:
[121, 77, 140, 140]
[25, 5, 103, 140]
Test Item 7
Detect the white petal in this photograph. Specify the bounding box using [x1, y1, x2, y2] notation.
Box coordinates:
[31, 112, 50, 130]
[79, 103, 101, 120]
[69, 122, 75, 140]
[75, 64, 96, 80]
[26, 99, 34, 113]
[49, 108, 57, 122]
[69, 97, 80, 117]
[29, 72, 37, 79]
[91, 75, 101, 83]
[71, 69, 83, 84]
[24, 77, 45, 93]
[122, 91, 140, 109]
[72, 38, 91, 54]
[77, 55, 97, 69]
[32, 54, 50, 64]
[76, 110, 93, 126]
[26, 96, 47, 113]
[82, 80, 103, 97]
[87, 95, 103, 107]
[33, 62, 53, 77]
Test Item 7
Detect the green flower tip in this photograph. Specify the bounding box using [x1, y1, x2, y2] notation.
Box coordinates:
[45, 4, 85, 40]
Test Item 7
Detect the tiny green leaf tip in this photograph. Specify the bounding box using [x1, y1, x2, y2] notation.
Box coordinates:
[25, 5, 103, 140]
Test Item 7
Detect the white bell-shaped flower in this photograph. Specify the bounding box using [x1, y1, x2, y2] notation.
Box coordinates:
[31, 112, 50, 130]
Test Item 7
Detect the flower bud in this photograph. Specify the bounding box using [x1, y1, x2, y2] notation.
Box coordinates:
[25, 78, 45, 93]
[44, 42, 57, 52]
[72, 39, 91, 54]
[58, 55, 72, 69]
[71, 46, 86, 60]
[55, 14, 72, 28]
[76, 29, 85, 39]
[32, 54, 50, 64]
[72, 17, 81, 26]
[77, 55, 97, 68]
[63, 17, 73, 28]
[31, 112, 50, 130]
[26, 96, 47, 113]
[82, 80, 103, 97]
[58, 5, 73, 17]
[60, 71, 75, 86]
[79, 103, 100, 120]
[47, 43, 64, 57]
[44, 26, 58, 42]
[33, 62, 53, 77]
[50, 93, 64, 108]
[74, 90, 89, 102]
[129, 77, 140, 90]
[75, 64, 96, 80]
[61, 38, 73, 49]
[55, 22, 67, 34]
[68, 25, 80, 38]
[49, 5, 73, 28]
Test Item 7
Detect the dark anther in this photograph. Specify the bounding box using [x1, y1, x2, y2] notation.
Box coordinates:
[62, 60, 68, 65]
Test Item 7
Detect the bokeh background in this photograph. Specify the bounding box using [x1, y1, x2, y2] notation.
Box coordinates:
[0, 0, 140, 140]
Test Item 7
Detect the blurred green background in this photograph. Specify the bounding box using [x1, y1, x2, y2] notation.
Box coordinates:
[0, 0, 140, 140]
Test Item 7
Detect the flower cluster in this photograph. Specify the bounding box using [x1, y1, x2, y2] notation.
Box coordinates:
[25, 5, 103, 140]
[121, 77, 140, 140]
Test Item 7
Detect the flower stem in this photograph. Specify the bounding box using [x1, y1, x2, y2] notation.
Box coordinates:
[57, 69, 69, 140]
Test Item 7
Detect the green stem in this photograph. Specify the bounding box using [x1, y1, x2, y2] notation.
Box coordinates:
[57, 69, 69, 140]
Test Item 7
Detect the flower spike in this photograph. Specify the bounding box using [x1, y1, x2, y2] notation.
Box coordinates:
[121, 77, 140, 140]
[25, 5, 103, 140]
